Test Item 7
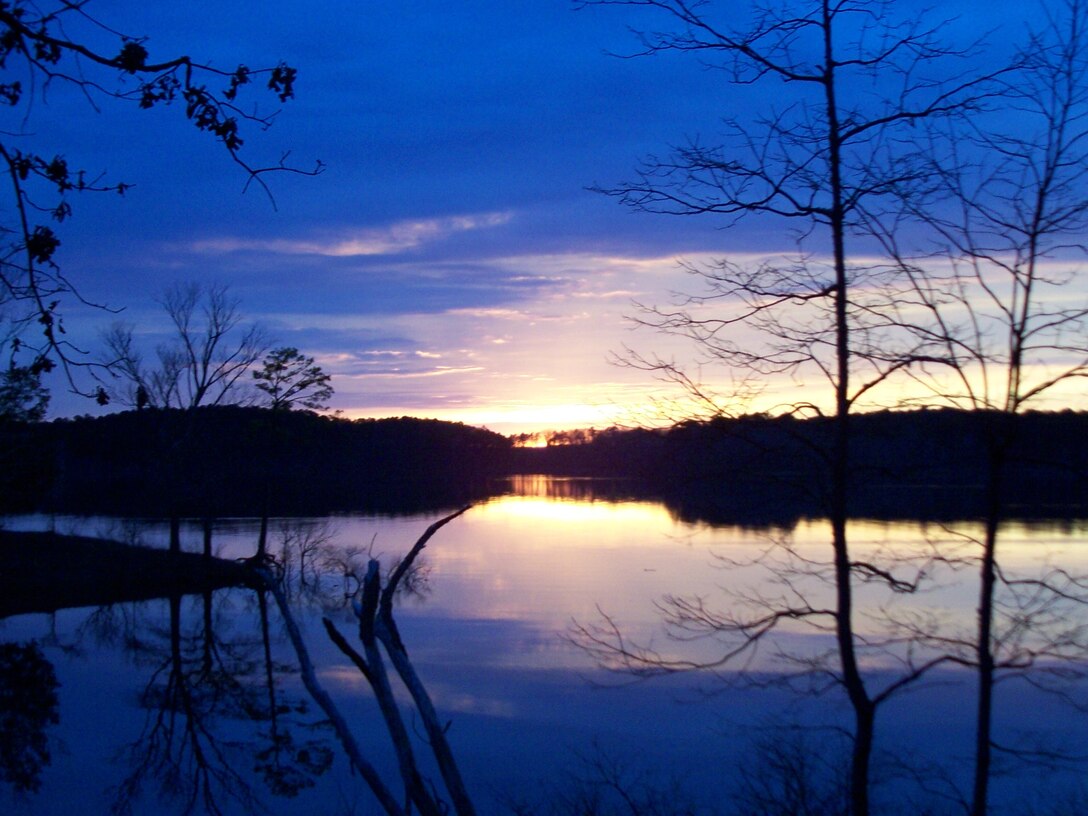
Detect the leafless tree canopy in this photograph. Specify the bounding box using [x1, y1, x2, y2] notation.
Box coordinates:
[861, 2, 1088, 812]
[102, 282, 268, 409]
[574, 3, 1076, 816]
[589, 0, 1009, 420]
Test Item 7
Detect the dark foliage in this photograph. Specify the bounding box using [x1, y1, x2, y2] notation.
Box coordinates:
[0, 364, 48, 423]
[253, 347, 333, 411]
[0, 641, 59, 793]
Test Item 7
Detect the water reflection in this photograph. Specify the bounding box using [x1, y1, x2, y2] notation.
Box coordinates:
[3, 480, 1088, 814]
[497, 475, 650, 504]
[0, 642, 59, 794]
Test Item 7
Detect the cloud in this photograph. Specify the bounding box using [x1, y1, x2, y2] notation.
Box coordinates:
[188, 211, 514, 258]
[446, 307, 529, 319]
[570, 288, 642, 300]
[348, 366, 486, 380]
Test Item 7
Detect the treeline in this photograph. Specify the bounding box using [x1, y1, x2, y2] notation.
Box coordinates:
[514, 409, 1088, 524]
[1, 406, 511, 516]
[3, 406, 1085, 522]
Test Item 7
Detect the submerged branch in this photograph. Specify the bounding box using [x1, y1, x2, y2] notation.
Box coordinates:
[256, 569, 407, 816]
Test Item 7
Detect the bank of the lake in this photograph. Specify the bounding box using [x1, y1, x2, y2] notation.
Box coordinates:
[3, 406, 1086, 523]
[0, 530, 258, 618]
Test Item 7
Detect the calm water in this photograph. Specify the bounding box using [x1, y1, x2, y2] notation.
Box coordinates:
[3, 476, 1087, 814]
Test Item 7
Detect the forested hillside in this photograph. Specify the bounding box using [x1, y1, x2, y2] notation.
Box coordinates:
[3, 407, 1084, 521]
[2, 407, 512, 515]
[514, 410, 1088, 522]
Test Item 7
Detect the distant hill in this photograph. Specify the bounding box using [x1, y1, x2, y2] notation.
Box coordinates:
[2, 406, 1085, 522]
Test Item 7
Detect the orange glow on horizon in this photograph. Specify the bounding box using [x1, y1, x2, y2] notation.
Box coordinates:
[512, 433, 549, 447]
[336, 401, 641, 436]
[331, 356, 1088, 437]
[476, 495, 668, 530]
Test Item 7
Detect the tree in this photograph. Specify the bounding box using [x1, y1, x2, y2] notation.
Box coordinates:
[248, 346, 333, 561]
[867, 1, 1088, 811]
[0, 362, 48, 423]
[253, 347, 334, 411]
[0, 1, 318, 384]
[0, 641, 59, 794]
[99, 282, 268, 557]
[102, 282, 268, 409]
[575, 2, 1003, 813]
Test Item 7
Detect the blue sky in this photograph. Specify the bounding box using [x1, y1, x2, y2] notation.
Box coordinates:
[30, 0, 1076, 433]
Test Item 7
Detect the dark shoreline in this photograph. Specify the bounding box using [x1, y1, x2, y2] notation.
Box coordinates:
[0, 530, 259, 619]
[2, 405, 1085, 523]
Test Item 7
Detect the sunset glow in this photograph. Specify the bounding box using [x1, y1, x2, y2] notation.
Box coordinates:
[34, 1, 1086, 437]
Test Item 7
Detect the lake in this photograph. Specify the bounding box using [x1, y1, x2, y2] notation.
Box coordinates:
[3, 476, 1087, 815]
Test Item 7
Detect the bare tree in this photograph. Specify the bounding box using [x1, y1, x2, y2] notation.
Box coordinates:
[100, 283, 269, 555]
[731, 724, 851, 816]
[0, 1, 319, 385]
[867, 1, 1088, 811]
[503, 742, 704, 816]
[575, 2, 1006, 813]
[275, 519, 340, 595]
[111, 589, 334, 816]
[103, 282, 268, 409]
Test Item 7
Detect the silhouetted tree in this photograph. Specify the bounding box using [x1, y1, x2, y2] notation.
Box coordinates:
[868, 1, 1088, 811]
[112, 594, 261, 816]
[103, 282, 268, 409]
[253, 346, 334, 411]
[100, 283, 268, 557]
[0, 641, 59, 794]
[578, 2, 1005, 812]
[0, 1, 317, 385]
[274, 519, 340, 595]
[731, 725, 850, 816]
[0, 362, 48, 423]
[249, 347, 334, 561]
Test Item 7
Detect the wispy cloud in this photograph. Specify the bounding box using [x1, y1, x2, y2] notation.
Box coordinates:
[570, 289, 641, 300]
[188, 211, 514, 257]
[348, 366, 486, 379]
[446, 307, 528, 319]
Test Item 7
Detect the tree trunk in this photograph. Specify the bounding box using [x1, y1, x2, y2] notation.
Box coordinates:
[972, 435, 1006, 816]
[169, 515, 181, 555]
[824, 4, 873, 811]
[261, 572, 407, 816]
[257, 513, 269, 561]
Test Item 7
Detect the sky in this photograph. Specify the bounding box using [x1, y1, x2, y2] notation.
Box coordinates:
[21, 0, 1081, 434]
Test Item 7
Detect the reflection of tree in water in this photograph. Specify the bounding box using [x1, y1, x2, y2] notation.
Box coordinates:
[111, 589, 332, 815]
[0, 641, 60, 794]
[252, 588, 333, 798]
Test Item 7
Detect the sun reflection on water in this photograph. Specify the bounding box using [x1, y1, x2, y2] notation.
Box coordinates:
[476, 493, 668, 530]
